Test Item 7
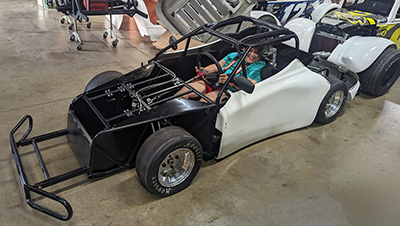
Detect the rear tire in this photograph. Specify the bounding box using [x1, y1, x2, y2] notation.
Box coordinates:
[315, 77, 348, 124]
[136, 126, 203, 196]
[359, 47, 400, 96]
[257, 15, 278, 33]
[84, 71, 122, 92]
[258, 15, 278, 25]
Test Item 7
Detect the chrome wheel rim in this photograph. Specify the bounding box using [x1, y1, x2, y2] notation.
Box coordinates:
[325, 90, 344, 118]
[158, 148, 195, 187]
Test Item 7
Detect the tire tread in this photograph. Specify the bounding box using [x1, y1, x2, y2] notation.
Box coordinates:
[360, 47, 400, 96]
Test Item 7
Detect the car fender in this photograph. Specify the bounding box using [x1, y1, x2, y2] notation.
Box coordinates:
[328, 36, 396, 73]
[215, 59, 330, 159]
[250, 10, 282, 26]
[284, 18, 316, 52]
[310, 1, 340, 23]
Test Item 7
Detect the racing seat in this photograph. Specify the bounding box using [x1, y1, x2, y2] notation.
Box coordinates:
[260, 64, 279, 81]
[218, 47, 236, 60]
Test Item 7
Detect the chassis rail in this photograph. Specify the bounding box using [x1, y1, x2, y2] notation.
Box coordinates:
[10, 115, 89, 221]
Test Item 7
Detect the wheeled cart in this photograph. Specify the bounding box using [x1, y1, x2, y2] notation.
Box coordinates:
[55, 0, 148, 50]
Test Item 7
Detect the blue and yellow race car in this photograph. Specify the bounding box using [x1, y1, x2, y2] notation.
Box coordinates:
[313, 0, 400, 48]
[284, 0, 400, 96]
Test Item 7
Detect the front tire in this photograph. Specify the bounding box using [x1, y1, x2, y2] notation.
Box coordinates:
[359, 47, 400, 96]
[315, 77, 348, 124]
[136, 126, 203, 196]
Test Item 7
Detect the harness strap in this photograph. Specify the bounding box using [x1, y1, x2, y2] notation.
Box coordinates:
[223, 58, 249, 76]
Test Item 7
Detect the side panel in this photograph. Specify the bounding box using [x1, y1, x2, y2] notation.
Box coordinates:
[67, 95, 150, 173]
[91, 124, 149, 173]
[67, 111, 92, 168]
[328, 36, 395, 73]
[215, 59, 330, 159]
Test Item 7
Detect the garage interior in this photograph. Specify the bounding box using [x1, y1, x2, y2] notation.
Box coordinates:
[1, 0, 400, 225]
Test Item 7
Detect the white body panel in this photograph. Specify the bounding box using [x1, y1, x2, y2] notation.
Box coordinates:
[215, 59, 330, 159]
[284, 18, 316, 52]
[328, 36, 395, 73]
[310, 0, 340, 22]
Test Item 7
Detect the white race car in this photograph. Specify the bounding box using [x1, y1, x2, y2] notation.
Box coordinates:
[10, 16, 359, 220]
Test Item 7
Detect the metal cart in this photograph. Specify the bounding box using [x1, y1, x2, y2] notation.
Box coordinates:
[56, 0, 148, 50]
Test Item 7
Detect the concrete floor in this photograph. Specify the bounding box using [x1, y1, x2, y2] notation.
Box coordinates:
[1, 1, 400, 225]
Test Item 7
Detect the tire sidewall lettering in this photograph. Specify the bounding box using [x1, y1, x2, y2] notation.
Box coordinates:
[384, 56, 400, 74]
[182, 141, 202, 162]
[150, 140, 202, 196]
[151, 176, 172, 195]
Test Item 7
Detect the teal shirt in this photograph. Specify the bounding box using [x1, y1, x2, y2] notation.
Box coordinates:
[222, 52, 266, 91]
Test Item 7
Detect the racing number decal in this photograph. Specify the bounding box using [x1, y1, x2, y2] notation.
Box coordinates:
[379, 24, 400, 49]
[281, 3, 307, 24]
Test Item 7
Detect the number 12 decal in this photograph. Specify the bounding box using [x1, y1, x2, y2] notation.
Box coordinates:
[281, 3, 307, 24]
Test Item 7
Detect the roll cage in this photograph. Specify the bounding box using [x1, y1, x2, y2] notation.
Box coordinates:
[151, 16, 300, 104]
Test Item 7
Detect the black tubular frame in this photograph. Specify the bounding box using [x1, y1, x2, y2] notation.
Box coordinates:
[83, 61, 213, 125]
[9, 64, 211, 220]
[10, 115, 90, 221]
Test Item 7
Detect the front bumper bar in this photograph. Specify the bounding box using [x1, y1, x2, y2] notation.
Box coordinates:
[10, 115, 89, 221]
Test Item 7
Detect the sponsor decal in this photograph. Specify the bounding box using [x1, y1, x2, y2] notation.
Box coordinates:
[152, 176, 172, 195]
[326, 9, 377, 25]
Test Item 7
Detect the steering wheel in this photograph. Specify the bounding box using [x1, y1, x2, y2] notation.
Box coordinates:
[196, 52, 224, 90]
